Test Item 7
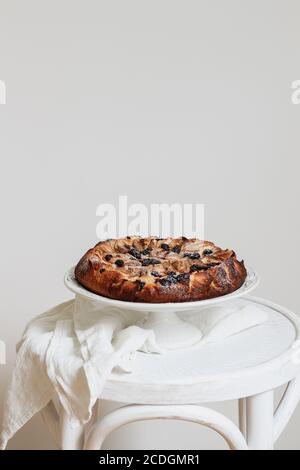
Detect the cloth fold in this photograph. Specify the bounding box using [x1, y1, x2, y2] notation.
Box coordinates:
[0, 296, 268, 449]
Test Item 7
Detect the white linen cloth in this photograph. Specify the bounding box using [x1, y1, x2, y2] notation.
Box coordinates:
[0, 296, 268, 449]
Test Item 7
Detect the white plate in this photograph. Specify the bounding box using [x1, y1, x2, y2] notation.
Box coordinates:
[64, 265, 259, 313]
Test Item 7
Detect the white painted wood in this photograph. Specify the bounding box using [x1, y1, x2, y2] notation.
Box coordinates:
[246, 391, 274, 450]
[274, 374, 300, 442]
[84, 404, 248, 450]
[101, 297, 300, 404]
[46, 296, 300, 450]
[238, 398, 247, 439]
[83, 404, 99, 444]
[59, 407, 85, 450]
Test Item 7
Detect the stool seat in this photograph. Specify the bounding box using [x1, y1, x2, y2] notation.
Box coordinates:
[102, 296, 300, 404]
[42, 296, 300, 450]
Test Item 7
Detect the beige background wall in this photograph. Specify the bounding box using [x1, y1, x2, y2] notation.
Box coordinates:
[0, 0, 299, 449]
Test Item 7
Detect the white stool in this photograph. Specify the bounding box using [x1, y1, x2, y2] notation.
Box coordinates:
[42, 296, 300, 450]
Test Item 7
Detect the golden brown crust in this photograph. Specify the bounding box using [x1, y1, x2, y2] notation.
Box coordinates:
[75, 236, 247, 303]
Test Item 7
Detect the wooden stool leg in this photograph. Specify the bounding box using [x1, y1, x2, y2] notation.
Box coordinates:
[59, 407, 85, 450]
[84, 404, 248, 450]
[246, 391, 274, 450]
[238, 398, 247, 439]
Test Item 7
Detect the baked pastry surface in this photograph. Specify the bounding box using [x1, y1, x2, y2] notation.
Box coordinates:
[75, 236, 247, 303]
